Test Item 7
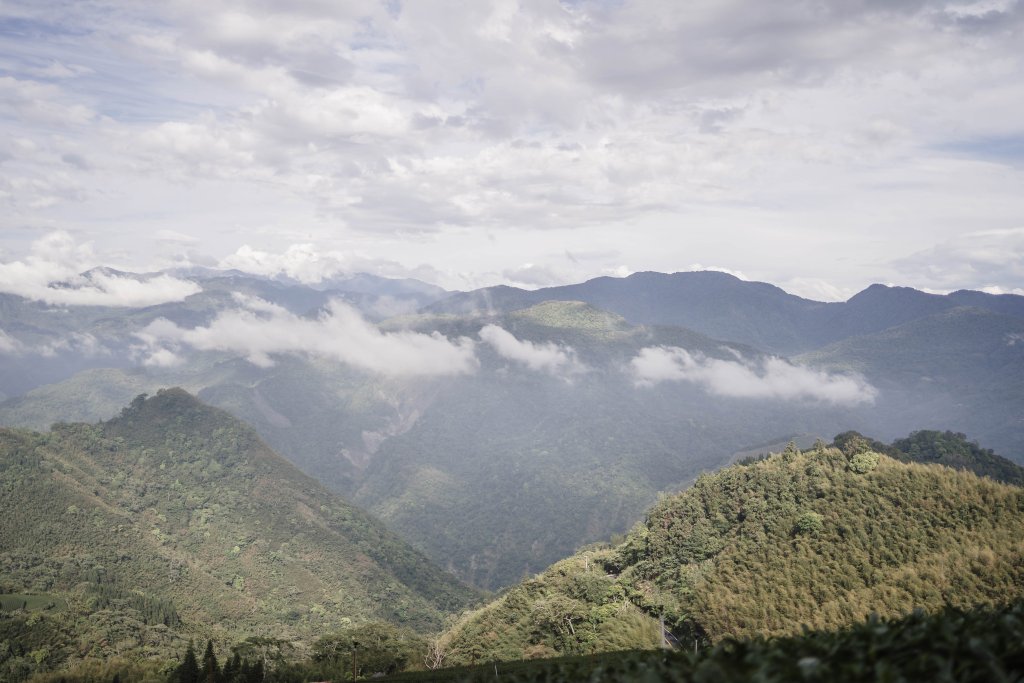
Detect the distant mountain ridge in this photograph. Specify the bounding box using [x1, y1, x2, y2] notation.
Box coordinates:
[3, 269, 1024, 593]
[426, 271, 1024, 354]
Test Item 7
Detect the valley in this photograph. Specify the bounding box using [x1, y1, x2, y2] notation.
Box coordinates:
[2, 269, 1023, 681]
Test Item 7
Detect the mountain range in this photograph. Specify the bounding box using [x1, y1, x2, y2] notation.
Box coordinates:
[1, 268, 1022, 590]
[427, 271, 1024, 355]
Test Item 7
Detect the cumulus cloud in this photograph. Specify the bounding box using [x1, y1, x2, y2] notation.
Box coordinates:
[219, 244, 350, 283]
[218, 242, 457, 290]
[2, 0, 1024, 295]
[0, 232, 201, 307]
[893, 228, 1024, 293]
[630, 346, 876, 406]
[479, 324, 585, 377]
[134, 294, 477, 376]
[0, 76, 95, 126]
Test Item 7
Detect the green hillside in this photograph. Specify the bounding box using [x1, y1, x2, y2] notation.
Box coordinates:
[438, 441, 1024, 663]
[0, 389, 478, 680]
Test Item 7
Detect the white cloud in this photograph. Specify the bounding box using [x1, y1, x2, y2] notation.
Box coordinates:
[142, 347, 183, 367]
[983, 285, 1024, 296]
[217, 242, 456, 290]
[0, 232, 201, 307]
[1, 1, 1024, 296]
[501, 263, 567, 288]
[479, 324, 584, 377]
[687, 264, 749, 281]
[135, 295, 478, 376]
[0, 329, 21, 354]
[630, 346, 876, 406]
[893, 227, 1024, 293]
[219, 244, 350, 283]
[0, 76, 95, 126]
[777, 277, 855, 302]
[0, 328, 105, 358]
[38, 332, 105, 358]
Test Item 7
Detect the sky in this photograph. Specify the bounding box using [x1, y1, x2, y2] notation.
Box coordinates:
[0, 0, 1022, 301]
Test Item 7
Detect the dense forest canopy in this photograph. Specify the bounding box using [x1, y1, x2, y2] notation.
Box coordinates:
[439, 440, 1024, 663]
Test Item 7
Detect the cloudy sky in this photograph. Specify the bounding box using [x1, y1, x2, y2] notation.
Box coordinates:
[0, 0, 1022, 300]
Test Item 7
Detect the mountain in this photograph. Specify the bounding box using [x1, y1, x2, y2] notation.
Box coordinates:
[4, 273, 1024, 593]
[426, 272, 1024, 355]
[427, 271, 829, 354]
[437, 441, 1024, 663]
[800, 307, 1024, 456]
[0, 389, 478, 680]
[349, 302, 857, 588]
[0, 301, 859, 590]
[4, 298, 1023, 591]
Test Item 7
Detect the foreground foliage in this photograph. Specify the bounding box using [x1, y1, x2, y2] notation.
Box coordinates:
[381, 600, 1024, 682]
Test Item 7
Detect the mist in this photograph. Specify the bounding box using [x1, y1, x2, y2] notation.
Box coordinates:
[630, 346, 877, 406]
[135, 295, 478, 377]
[479, 324, 585, 377]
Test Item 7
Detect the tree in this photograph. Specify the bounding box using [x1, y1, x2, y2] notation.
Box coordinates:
[848, 451, 880, 474]
[199, 640, 220, 683]
[313, 623, 419, 678]
[793, 511, 824, 536]
[176, 641, 200, 683]
[222, 652, 240, 683]
[424, 636, 449, 670]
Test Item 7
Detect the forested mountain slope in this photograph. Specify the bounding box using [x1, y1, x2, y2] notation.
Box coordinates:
[3, 294, 1023, 593]
[351, 302, 855, 588]
[438, 441, 1024, 663]
[0, 302, 859, 590]
[0, 390, 478, 679]
[800, 307, 1024, 456]
[426, 272, 827, 354]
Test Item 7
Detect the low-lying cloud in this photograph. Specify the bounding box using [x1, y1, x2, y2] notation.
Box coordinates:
[0, 328, 105, 358]
[479, 324, 585, 377]
[0, 232, 200, 307]
[135, 295, 478, 376]
[0, 329, 20, 354]
[630, 346, 876, 406]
